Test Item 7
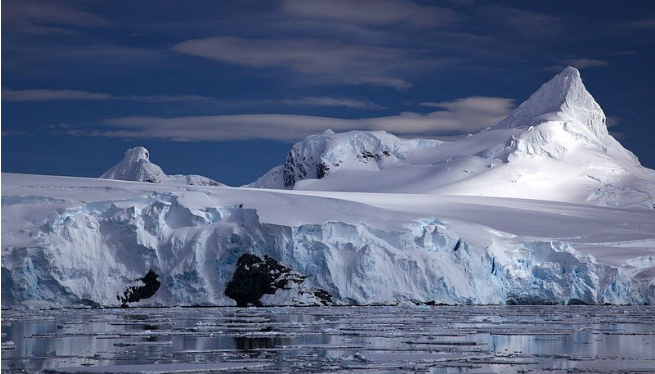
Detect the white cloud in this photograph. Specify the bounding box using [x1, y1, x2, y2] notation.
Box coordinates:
[174, 36, 404, 74]
[57, 96, 515, 141]
[281, 97, 386, 110]
[420, 96, 514, 115]
[606, 116, 620, 128]
[173, 36, 449, 90]
[3, 89, 390, 112]
[3, 0, 109, 35]
[564, 58, 609, 69]
[345, 76, 414, 90]
[3, 89, 112, 101]
[1, 130, 31, 137]
[482, 7, 562, 37]
[282, 0, 456, 29]
[2, 88, 216, 103]
[624, 18, 655, 28]
[547, 58, 609, 71]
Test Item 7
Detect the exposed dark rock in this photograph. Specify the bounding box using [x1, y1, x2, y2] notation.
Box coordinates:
[79, 299, 101, 308]
[357, 149, 391, 162]
[506, 297, 558, 305]
[282, 149, 308, 188]
[297, 288, 333, 305]
[118, 270, 161, 307]
[453, 239, 462, 252]
[225, 254, 332, 307]
[225, 254, 305, 307]
[317, 162, 329, 179]
[425, 301, 452, 306]
[567, 298, 590, 306]
[189, 180, 222, 187]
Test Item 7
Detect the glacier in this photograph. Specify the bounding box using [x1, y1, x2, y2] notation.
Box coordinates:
[2, 67, 655, 307]
[3, 173, 654, 307]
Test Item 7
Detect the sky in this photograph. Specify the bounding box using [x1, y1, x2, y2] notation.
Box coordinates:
[2, 0, 655, 186]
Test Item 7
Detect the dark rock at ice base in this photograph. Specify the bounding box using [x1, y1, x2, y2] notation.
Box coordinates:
[117, 270, 161, 307]
[225, 254, 332, 307]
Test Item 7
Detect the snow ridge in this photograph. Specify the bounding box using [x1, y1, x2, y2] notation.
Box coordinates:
[248, 131, 441, 189]
[101, 146, 224, 187]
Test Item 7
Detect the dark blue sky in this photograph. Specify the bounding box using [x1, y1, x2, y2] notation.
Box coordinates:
[3, 0, 655, 186]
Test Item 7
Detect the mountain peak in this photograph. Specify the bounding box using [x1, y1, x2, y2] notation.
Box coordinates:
[100, 146, 223, 186]
[495, 67, 607, 139]
[101, 146, 165, 183]
[124, 146, 150, 163]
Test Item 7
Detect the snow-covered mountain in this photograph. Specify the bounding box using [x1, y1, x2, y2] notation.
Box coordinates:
[251, 68, 655, 209]
[101, 146, 224, 187]
[2, 67, 655, 308]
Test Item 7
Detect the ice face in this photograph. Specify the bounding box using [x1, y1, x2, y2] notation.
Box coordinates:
[2, 173, 654, 308]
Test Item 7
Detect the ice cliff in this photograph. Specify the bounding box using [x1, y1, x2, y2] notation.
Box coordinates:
[2, 174, 654, 308]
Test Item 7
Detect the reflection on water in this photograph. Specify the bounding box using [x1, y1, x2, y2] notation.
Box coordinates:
[1, 306, 654, 373]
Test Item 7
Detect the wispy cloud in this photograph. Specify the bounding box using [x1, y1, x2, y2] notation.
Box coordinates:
[282, 0, 456, 29]
[1, 130, 31, 137]
[3, 89, 112, 102]
[565, 58, 610, 69]
[419, 96, 514, 115]
[623, 18, 655, 28]
[3, 89, 389, 111]
[479, 7, 563, 37]
[3, 89, 393, 114]
[173, 36, 450, 90]
[52, 96, 514, 142]
[280, 97, 386, 110]
[344, 76, 414, 91]
[2, 0, 109, 35]
[546, 58, 609, 71]
[606, 116, 620, 128]
[612, 50, 638, 56]
[2, 88, 216, 103]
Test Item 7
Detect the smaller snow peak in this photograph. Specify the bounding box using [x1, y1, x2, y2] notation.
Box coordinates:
[101, 147, 223, 186]
[323, 129, 335, 134]
[101, 146, 164, 183]
[124, 146, 150, 163]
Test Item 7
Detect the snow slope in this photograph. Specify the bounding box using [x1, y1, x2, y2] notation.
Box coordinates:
[251, 68, 655, 209]
[101, 146, 224, 187]
[3, 173, 654, 307]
